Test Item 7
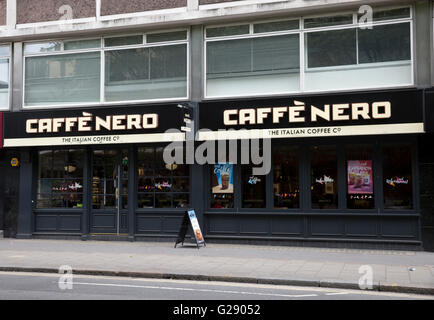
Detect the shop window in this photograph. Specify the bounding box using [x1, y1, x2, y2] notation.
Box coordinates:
[137, 147, 189, 209]
[210, 163, 234, 209]
[273, 146, 300, 209]
[37, 150, 84, 209]
[311, 145, 338, 209]
[242, 164, 266, 209]
[92, 150, 118, 209]
[0, 45, 10, 110]
[383, 144, 413, 209]
[206, 34, 300, 97]
[345, 145, 375, 210]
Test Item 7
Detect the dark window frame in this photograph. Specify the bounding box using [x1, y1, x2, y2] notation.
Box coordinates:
[136, 145, 190, 210]
[206, 136, 419, 215]
[35, 149, 85, 209]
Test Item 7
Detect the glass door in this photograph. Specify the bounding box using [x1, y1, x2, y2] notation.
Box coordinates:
[91, 149, 129, 235]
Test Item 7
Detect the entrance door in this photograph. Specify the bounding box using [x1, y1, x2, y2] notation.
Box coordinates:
[91, 149, 129, 235]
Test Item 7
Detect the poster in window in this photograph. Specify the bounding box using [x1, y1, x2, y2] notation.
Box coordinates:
[211, 163, 233, 194]
[347, 160, 373, 194]
[188, 210, 205, 245]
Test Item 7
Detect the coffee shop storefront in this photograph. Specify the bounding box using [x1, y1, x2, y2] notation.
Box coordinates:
[0, 89, 428, 248]
[2, 104, 194, 240]
[198, 89, 425, 248]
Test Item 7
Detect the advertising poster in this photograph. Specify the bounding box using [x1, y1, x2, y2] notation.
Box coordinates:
[347, 160, 373, 194]
[211, 163, 234, 194]
[188, 210, 205, 245]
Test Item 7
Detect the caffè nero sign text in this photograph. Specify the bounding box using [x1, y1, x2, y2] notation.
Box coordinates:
[198, 91, 425, 141]
[223, 101, 391, 126]
[2, 105, 187, 147]
[25, 112, 158, 134]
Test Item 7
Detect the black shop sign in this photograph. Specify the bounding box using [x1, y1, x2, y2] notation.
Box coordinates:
[198, 89, 425, 140]
[3, 104, 190, 147]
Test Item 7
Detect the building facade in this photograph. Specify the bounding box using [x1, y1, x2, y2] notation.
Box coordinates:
[0, 0, 433, 250]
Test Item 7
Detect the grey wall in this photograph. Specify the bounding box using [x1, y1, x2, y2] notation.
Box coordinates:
[0, 150, 20, 237]
[415, 0, 432, 87]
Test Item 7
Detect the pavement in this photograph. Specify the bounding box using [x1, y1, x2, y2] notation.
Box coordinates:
[1, 238, 434, 296]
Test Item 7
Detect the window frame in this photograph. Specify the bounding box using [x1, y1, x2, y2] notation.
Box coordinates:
[22, 28, 190, 109]
[203, 5, 414, 99]
[0, 43, 12, 111]
[205, 136, 419, 216]
[136, 146, 191, 210]
[35, 149, 86, 210]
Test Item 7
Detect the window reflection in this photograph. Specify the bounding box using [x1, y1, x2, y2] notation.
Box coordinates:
[92, 150, 118, 210]
[311, 146, 338, 209]
[274, 146, 299, 209]
[242, 165, 266, 209]
[383, 144, 413, 209]
[137, 147, 189, 209]
[37, 150, 84, 209]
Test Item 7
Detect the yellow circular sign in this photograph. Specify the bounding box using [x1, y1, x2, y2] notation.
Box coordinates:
[11, 158, 19, 167]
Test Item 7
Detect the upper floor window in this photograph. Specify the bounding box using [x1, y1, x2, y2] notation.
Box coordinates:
[23, 30, 189, 108]
[0, 44, 11, 110]
[206, 20, 300, 97]
[205, 6, 413, 98]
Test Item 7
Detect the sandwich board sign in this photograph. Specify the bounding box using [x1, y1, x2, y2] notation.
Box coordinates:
[174, 209, 206, 249]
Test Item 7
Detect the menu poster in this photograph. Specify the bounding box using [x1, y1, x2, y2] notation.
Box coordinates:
[347, 160, 374, 194]
[174, 209, 206, 249]
[211, 163, 234, 194]
[188, 210, 205, 246]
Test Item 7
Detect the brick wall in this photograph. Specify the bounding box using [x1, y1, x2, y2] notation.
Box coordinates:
[17, 0, 95, 24]
[100, 0, 187, 16]
[0, 0, 6, 25]
[200, 0, 241, 4]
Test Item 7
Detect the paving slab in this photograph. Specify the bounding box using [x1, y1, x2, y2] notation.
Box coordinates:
[0, 239, 434, 296]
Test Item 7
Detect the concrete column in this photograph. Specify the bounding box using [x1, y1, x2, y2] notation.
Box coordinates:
[187, 0, 199, 11]
[190, 24, 203, 102]
[12, 42, 23, 111]
[6, 0, 16, 28]
[96, 0, 100, 20]
[415, 0, 431, 87]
